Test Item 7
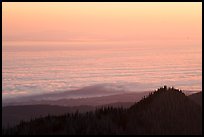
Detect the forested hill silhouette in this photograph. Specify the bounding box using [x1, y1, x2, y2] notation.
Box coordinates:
[2, 86, 202, 135]
[128, 86, 202, 135]
[188, 92, 202, 106]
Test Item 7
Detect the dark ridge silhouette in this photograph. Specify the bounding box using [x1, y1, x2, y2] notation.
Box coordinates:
[2, 102, 133, 128]
[188, 92, 202, 106]
[2, 86, 202, 135]
[2, 105, 95, 128]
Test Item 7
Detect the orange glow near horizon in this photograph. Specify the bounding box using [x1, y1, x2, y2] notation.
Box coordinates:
[2, 2, 202, 98]
[2, 2, 202, 47]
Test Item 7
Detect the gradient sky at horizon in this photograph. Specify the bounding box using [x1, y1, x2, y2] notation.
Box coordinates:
[2, 2, 202, 99]
[2, 2, 202, 46]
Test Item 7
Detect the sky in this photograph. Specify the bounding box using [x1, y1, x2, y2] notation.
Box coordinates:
[2, 2, 202, 99]
[2, 2, 202, 47]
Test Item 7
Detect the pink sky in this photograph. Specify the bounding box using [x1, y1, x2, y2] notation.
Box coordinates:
[2, 2, 202, 47]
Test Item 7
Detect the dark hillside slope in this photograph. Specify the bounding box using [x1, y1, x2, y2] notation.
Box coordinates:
[188, 92, 202, 106]
[3, 86, 202, 135]
[2, 105, 94, 128]
[127, 87, 202, 135]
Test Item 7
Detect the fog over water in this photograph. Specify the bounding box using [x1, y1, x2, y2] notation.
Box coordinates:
[2, 43, 202, 100]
